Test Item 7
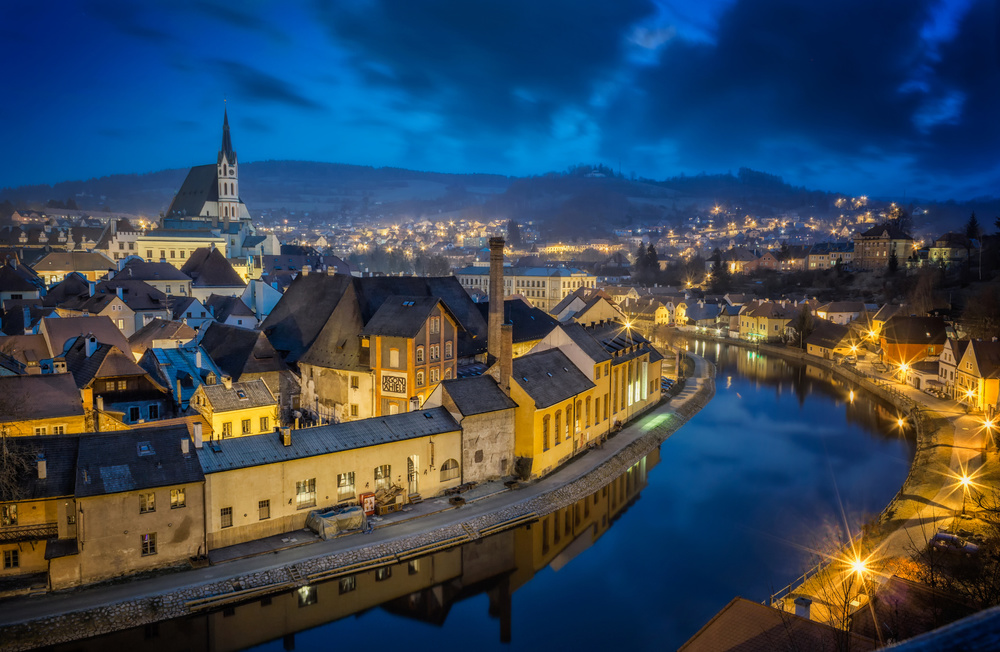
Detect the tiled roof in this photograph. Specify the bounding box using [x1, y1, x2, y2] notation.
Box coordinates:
[204, 294, 255, 322]
[440, 375, 517, 416]
[881, 316, 947, 345]
[0, 374, 85, 422]
[31, 251, 115, 273]
[512, 348, 595, 409]
[558, 323, 613, 362]
[76, 425, 204, 497]
[180, 247, 246, 288]
[4, 435, 80, 499]
[64, 337, 151, 389]
[40, 315, 131, 358]
[200, 378, 276, 412]
[197, 406, 460, 473]
[164, 164, 219, 218]
[118, 259, 192, 282]
[128, 319, 197, 356]
[197, 322, 288, 379]
[361, 296, 446, 338]
[476, 298, 559, 344]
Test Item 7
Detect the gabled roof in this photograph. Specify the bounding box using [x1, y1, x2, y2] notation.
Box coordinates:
[0, 301, 57, 336]
[0, 374, 85, 423]
[31, 251, 114, 274]
[0, 333, 49, 366]
[858, 223, 913, 240]
[440, 375, 517, 416]
[41, 272, 90, 306]
[165, 164, 220, 218]
[872, 303, 903, 323]
[475, 297, 559, 344]
[512, 348, 595, 409]
[180, 247, 246, 288]
[746, 301, 796, 319]
[881, 316, 947, 346]
[0, 262, 45, 293]
[199, 378, 276, 412]
[816, 301, 866, 314]
[969, 340, 1000, 379]
[197, 322, 288, 379]
[204, 294, 255, 322]
[75, 425, 204, 497]
[40, 315, 131, 358]
[117, 258, 192, 282]
[168, 296, 204, 320]
[558, 323, 613, 363]
[197, 406, 460, 473]
[128, 318, 197, 357]
[140, 345, 223, 408]
[805, 320, 852, 349]
[361, 295, 457, 338]
[97, 279, 168, 312]
[260, 273, 356, 365]
[3, 435, 80, 500]
[63, 336, 154, 389]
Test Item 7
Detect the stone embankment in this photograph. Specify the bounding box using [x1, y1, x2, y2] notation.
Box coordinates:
[0, 360, 716, 651]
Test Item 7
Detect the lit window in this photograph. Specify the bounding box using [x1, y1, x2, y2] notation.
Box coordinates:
[139, 492, 155, 514]
[440, 459, 459, 481]
[170, 488, 186, 509]
[296, 479, 316, 509]
[0, 505, 16, 527]
[416, 346, 424, 364]
[374, 465, 391, 491]
[337, 472, 356, 501]
[416, 371, 425, 387]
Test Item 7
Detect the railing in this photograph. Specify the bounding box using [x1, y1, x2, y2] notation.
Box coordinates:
[0, 522, 58, 543]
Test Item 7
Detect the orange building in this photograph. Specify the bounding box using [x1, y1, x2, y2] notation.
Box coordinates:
[879, 316, 947, 367]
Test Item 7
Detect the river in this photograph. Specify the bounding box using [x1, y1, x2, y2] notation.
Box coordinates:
[50, 342, 914, 651]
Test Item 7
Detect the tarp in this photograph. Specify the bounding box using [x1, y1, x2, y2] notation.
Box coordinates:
[306, 505, 367, 539]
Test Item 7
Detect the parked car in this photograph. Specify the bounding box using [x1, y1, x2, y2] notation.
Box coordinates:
[844, 355, 857, 364]
[930, 532, 979, 556]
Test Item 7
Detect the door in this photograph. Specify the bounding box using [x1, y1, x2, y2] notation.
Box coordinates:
[407, 455, 419, 495]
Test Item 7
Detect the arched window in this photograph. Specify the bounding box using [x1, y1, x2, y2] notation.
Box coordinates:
[542, 415, 550, 451]
[416, 346, 424, 363]
[565, 404, 572, 438]
[575, 400, 582, 432]
[585, 396, 591, 427]
[416, 371, 425, 387]
[445, 341, 453, 359]
[444, 367, 452, 379]
[554, 411, 561, 445]
[440, 459, 459, 481]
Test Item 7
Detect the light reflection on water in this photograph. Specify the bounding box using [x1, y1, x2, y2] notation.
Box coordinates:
[50, 343, 913, 652]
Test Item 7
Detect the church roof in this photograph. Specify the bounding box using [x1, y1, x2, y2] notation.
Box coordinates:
[219, 109, 236, 164]
[165, 164, 220, 218]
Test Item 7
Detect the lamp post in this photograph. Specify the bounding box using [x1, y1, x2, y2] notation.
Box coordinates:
[898, 362, 909, 386]
[960, 474, 972, 515]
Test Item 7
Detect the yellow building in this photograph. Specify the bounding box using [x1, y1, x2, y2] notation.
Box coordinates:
[739, 301, 796, 342]
[955, 340, 1000, 413]
[191, 378, 279, 440]
[455, 265, 597, 313]
[196, 407, 462, 549]
[136, 230, 228, 268]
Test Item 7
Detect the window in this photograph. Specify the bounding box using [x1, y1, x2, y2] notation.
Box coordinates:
[350, 375, 359, 389]
[339, 576, 356, 594]
[140, 492, 156, 513]
[118, 380, 127, 391]
[374, 465, 391, 491]
[34, 427, 46, 436]
[159, 250, 165, 260]
[445, 368, 452, 379]
[118, 242, 125, 250]
[221, 507, 233, 528]
[259, 500, 270, 520]
[222, 422, 233, 438]
[416, 346, 424, 363]
[389, 348, 399, 367]
[542, 415, 550, 450]
[430, 368, 439, 383]
[148, 405, 159, 420]
[350, 404, 359, 417]
[430, 344, 440, 361]
[440, 459, 459, 481]
[0, 505, 16, 527]
[296, 479, 316, 509]
[4, 549, 19, 569]
[445, 341, 453, 359]
[416, 371, 425, 387]
[375, 566, 392, 582]
[170, 488, 186, 509]
[430, 317, 440, 334]
[242, 418, 252, 434]
[554, 412, 561, 446]
[117, 319, 125, 329]
[128, 243, 134, 250]
[337, 472, 356, 501]
[141, 533, 157, 556]
[147, 250, 153, 260]
[260, 416, 269, 432]
[408, 559, 420, 575]
[170, 250, 175, 259]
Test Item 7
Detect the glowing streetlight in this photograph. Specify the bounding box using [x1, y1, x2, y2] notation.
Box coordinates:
[960, 474, 972, 515]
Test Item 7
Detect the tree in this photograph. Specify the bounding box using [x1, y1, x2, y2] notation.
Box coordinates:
[963, 284, 1000, 340]
[506, 220, 522, 248]
[709, 253, 732, 293]
[906, 268, 939, 316]
[791, 305, 815, 348]
[887, 249, 899, 276]
[646, 243, 659, 277]
[967, 212, 981, 240]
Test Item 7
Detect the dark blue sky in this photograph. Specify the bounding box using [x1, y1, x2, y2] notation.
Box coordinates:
[3, 0, 998, 200]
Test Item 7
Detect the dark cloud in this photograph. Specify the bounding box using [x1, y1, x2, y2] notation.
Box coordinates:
[312, 0, 655, 134]
[210, 60, 325, 111]
[83, 0, 174, 42]
[187, 0, 291, 44]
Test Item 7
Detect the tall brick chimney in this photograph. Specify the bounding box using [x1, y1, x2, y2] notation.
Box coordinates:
[488, 236, 505, 363]
[500, 323, 512, 397]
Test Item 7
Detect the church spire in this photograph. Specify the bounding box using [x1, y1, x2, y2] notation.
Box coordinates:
[219, 108, 236, 164]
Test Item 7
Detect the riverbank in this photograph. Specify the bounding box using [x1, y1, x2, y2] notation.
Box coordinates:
[675, 328, 994, 623]
[0, 357, 716, 651]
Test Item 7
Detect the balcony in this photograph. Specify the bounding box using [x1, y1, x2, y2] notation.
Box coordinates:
[0, 522, 58, 543]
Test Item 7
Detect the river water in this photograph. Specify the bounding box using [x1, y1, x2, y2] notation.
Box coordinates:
[51, 342, 914, 651]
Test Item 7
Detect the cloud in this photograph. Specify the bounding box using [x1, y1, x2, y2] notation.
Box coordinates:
[187, 0, 292, 44]
[210, 60, 325, 111]
[83, 0, 174, 43]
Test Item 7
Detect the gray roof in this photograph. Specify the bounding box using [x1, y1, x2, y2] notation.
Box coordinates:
[475, 298, 559, 344]
[441, 376, 517, 416]
[32, 251, 115, 273]
[200, 378, 276, 412]
[164, 164, 220, 218]
[204, 294, 254, 321]
[197, 322, 288, 379]
[197, 406, 460, 473]
[361, 296, 456, 338]
[118, 259, 192, 282]
[180, 247, 246, 288]
[512, 348, 595, 409]
[128, 319, 197, 355]
[3, 435, 80, 500]
[76, 425, 205, 497]
[0, 374, 85, 423]
[559, 323, 613, 362]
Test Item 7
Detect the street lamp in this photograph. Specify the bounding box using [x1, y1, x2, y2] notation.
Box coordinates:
[960, 474, 972, 515]
[898, 362, 909, 385]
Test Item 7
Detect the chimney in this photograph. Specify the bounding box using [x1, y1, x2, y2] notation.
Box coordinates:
[281, 427, 292, 447]
[793, 596, 812, 620]
[488, 237, 506, 363]
[84, 334, 97, 358]
[222, 375, 232, 389]
[195, 349, 203, 369]
[22, 306, 30, 332]
[500, 323, 512, 397]
[37, 454, 47, 480]
[96, 395, 104, 412]
[193, 422, 203, 449]
[88, 281, 95, 297]
[181, 438, 190, 455]
[115, 286, 123, 300]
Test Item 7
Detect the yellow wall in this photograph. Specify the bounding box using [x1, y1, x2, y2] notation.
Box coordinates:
[203, 429, 463, 549]
[0, 413, 88, 437]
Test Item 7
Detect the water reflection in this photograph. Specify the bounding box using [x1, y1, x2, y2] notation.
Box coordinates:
[51, 454, 660, 652]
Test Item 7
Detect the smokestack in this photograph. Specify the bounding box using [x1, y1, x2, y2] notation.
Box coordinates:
[794, 596, 812, 620]
[181, 438, 190, 455]
[115, 286, 124, 300]
[281, 427, 292, 447]
[22, 306, 30, 332]
[500, 324, 512, 397]
[488, 237, 505, 363]
[195, 349, 203, 369]
[37, 454, 47, 480]
[193, 422, 203, 449]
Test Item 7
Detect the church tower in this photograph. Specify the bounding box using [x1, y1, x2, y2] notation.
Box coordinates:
[217, 109, 239, 228]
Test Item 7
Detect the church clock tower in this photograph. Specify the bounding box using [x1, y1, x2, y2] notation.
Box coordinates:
[217, 109, 239, 228]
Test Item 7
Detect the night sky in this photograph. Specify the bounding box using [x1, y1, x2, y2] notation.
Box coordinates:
[3, 0, 998, 199]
